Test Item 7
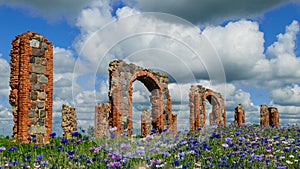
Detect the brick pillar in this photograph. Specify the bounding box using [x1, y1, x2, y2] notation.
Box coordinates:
[234, 104, 245, 125]
[62, 104, 77, 139]
[111, 84, 122, 136]
[141, 110, 151, 137]
[189, 92, 195, 130]
[195, 93, 201, 129]
[150, 89, 164, 133]
[260, 105, 269, 127]
[9, 31, 53, 144]
[95, 103, 110, 138]
[269, 107, 279, 127]
[172, 114, 177, 134]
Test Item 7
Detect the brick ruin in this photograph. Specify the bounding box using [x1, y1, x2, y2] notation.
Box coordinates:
[234, 104, 246, 125]
[62, 104, 77, 139]
[95, 103, 110, 138]
[95, 60, 176, 137]
[189, 85, 226, 130]
[9, 31, 53, 144]
[141, 110, 151, 137]
[260, 105, 280, 127]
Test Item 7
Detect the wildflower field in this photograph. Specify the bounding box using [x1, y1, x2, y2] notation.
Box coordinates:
[0, 125, 299, 169]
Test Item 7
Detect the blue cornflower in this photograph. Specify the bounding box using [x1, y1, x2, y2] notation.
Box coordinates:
[81, 129, 85, 133]
[60, 138, 68, 144]
[172, 160, 180, 166]
[0, 146, 5, 151]
[36, 154, 44, 161]
[67, 150, 75, 156]
[49, 132, 56, 138]
[107, 162, 121, 167]
[20, 163, 26, 167]
[72, 131, 79, 137]
[235, 131, 241, 136]
[40, 161, 48, 165]
[225, 137, 232, 143]
[86, 159, 91, 163]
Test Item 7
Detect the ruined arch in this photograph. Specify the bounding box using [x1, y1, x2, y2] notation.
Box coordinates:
[189, 85, 226, 130]
[99, 60, 176, 137]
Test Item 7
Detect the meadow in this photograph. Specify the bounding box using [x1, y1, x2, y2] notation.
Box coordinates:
[0, 124, 299, 169]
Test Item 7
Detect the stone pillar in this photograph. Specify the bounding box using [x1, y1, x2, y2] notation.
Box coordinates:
[172, 114, 177, 134]
[95, 103, 110, 138]
[150, 89, 164, 133]
[9, 31, 53, 144]
[141, 110, 151, 137]
[260, 105, 269, 127]
[269, 107, 279, 127]
[189, 91, 195, 130]
[234, 104, 245, 125]
[62, 104, 77, 139]
[194, 93, 201, 129]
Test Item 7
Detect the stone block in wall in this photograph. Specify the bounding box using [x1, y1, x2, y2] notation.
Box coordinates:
[32, 64, 46, 74]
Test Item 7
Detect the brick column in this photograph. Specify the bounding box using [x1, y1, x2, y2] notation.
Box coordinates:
[150, 89, 164, 133]
[269, 107, 279, 127]
[9, 31, 53, 144]
[62, 104, 77, 139]
[260, 105, 269, 127]
[141, 110, 151, 137]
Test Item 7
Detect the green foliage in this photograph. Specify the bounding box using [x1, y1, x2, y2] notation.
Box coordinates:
[0, 125, 299, 168]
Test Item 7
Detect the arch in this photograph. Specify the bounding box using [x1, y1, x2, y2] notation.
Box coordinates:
[127, 71, 164, 136]
[189, 85, 226, 130]
[106, 60, 176, 137]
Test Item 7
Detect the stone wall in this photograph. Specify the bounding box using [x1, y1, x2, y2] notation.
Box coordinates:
[260, 105, 270, 127]
[9, 31, 53, 144]
[269, 107, 279, 127]
[234, 104, 245, 125]
[62, 104, 77, 139]
[189, 85, 226, 130]
[260, 105, 280, 127]
[141, 110, 151, 137]
[94, 103, 110, 138]
[101, 60, 177, 137]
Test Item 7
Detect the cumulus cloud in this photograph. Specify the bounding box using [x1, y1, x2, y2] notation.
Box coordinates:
[0, 0, 91, 22]
[203, 20, 265, 81]
[270, 84, 300, 106]
[123, 0, 299, 25]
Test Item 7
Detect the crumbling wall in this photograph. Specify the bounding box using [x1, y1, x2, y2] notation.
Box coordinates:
[189, 85, 226, 130]
[94, 103, 110, 138]
[9, 31, 53, 144]
[141, 110, 151, 137]
[269, 107, 279, 127]
[234, 104, 245, 125]
[260, 105, 280, 127]
[105, 60, 176, 137]
[260, 105, 270, 127]
[62, 104, 77, 139]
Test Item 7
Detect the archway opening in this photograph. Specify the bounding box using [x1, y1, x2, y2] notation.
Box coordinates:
[128, 74, 163, 137]
[132, 80, 151, 136]
[206, 95, 221, 126]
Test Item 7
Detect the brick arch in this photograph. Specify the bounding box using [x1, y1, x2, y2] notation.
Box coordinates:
[105, 60, 176, 137]
[127, 71, 164, 136]
[189, 85, 226, 130]
[204, 91, 226, 126]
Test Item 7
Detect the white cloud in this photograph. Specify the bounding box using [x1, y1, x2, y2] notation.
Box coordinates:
[203, 20, 265, 81]
[270, 84, 300, 106]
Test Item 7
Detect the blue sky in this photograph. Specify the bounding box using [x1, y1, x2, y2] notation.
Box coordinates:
[0, 0, 299, 135]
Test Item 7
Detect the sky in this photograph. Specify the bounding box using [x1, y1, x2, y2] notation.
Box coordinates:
[0, 0, 299, 135]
